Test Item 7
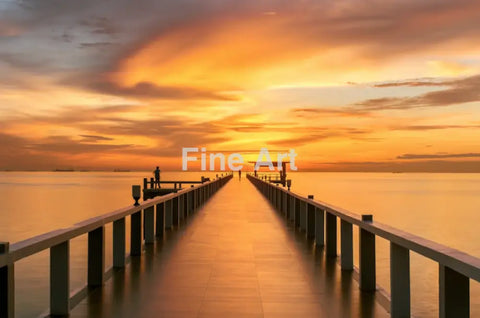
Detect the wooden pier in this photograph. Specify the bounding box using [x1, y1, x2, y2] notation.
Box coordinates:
[248, 174, 480, 318]
[0, 173, 479, 317]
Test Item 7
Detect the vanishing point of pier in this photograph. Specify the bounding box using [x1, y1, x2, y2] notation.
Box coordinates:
[1, 174, 479, 317]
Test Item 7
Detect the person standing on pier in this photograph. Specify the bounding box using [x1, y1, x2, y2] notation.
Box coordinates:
[154, 166, 161, 188]
[238, 169, 242, 180]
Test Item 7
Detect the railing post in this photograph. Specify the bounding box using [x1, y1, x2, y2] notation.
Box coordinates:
[88, 226, 105, 286]
[340, 220, 353, 270]
[113, 217, 126, 268]
[190, 190, 194, 213]
[173, 197, 179, 226]
[193, 189, 197, 210]
[130, 211, 142, 256]
[277, 188, 281, 210]
[289, 195, 295, 222]
[315, 208, 325, 247]
[184, 193, 189, 217]
[0, 242, 14, 318]
[294, 198, 300, 228]
[0, 242, 15, 318]
[280, 191, 284, 215]
[275, 187, 279, 208]
[306, 196, 315, 238]
[179, 194, 184, 220]
[156, 203, 164, 237]
[273, 187, 277, 207]
[165, 200, 173, 229]
[143, 178, 147, 200]
[439, 265, 469, 318]
[283, 192, 288, 218]
[300, 201, 307, 231]
[50, 241, 69, 315]
[359, 214, 376, 292]
[326, 212, 337, 257]
[144, 206, 155, 244]
[390, 242, 410, 318]
[198, 187, 201, 206]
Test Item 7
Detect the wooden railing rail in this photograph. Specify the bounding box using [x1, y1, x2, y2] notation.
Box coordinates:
[247, 174, 479, 318]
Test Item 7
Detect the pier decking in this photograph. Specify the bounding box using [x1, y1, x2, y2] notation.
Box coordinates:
[69, 178, 388, 318]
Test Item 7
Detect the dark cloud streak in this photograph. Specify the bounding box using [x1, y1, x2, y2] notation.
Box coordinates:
[397, 153, 480, 160]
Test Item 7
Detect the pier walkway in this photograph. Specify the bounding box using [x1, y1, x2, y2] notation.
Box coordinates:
[69, 178, 388, 318]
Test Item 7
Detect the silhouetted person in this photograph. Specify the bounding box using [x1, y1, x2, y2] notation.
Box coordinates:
[154, 166, 161, 188]
[238, 169, 242, 180]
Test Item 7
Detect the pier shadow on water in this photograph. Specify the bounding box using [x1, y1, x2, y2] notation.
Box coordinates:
[69, 179, 388, 318]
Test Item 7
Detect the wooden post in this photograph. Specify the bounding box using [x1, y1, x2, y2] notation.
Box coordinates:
[300, 201, 306, 231]
[272, 187, 276, 207]
[172, 197, 179, 226]
[360, 214, 376, 292]
[340, 220, 353, 270]
[277, 188, 281, 210]
[0, 242, 14, 318]
[294, 198, 300, 228]
[130, 211, 142, 256]
[289, 195, 295, 222]
[439, 265, 469, 318]
[144, 206, 154, 244]
[50, 241, 69, 315]
[315, 208, 325, 247]
[306, 196, 315, 238]
[113, 217, 126, 268]
[156, 203, 164, 237]
[390, 242, 410, 318]
[326, 212, 337, 257]
[165, 200, 173, 229]
[184, 193, 189, 217]
[179, 195, 184, 220]
[88, 226, 105, 286]
[190, 190, 194, 213]
[192, 189, 197, 210]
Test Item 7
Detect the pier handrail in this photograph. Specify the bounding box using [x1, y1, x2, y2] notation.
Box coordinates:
[0, 173, 233, 317]
[1, 181, 200, 265]
[247, 174, 479, 318]
[280, 186, 480, 281]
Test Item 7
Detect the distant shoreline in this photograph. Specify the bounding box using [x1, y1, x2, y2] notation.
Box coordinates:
[1, 170, 480, 173]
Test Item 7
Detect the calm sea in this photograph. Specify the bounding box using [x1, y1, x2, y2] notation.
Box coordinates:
[0, 171, 478, 317]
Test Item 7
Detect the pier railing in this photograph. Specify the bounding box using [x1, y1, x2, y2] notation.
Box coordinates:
[247, 174, 480, 318]
[0, 173, 233, 318]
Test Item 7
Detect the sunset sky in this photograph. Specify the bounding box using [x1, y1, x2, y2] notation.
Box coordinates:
[1, 0, 480, 171]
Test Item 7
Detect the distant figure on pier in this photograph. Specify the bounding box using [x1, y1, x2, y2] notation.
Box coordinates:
[153, 166, 161, 188]
[238, 169, 242, 180]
